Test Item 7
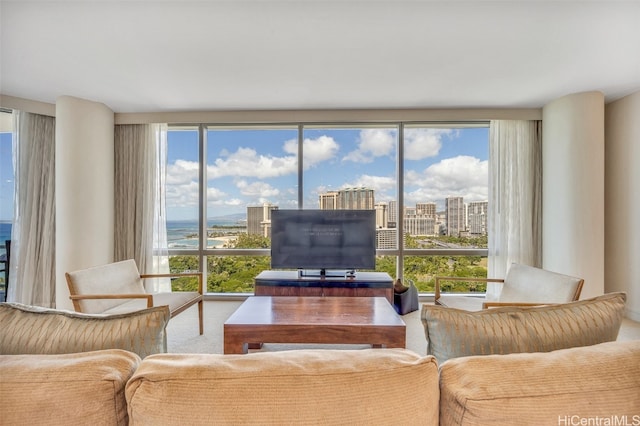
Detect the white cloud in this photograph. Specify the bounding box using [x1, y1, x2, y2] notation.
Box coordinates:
[236, 180, 280, 198]
[342, 174, 396, 193]
[166, 180, 199, 207]
[208, 147, 297, 179]
[166, 159, 198, 185]
[206, 186, 228, 202]
[343, 129, 395, 163]
[404, 128, 450, 161]
[405, 155, 488, 206]
[293, 135, 340, 168]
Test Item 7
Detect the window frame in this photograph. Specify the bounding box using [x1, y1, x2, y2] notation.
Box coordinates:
[165, 121, 489, 295]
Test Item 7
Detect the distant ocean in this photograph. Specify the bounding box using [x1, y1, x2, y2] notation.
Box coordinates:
[0, 222, 10, 242]
[0, 220, 244, 252]
[167, 219, 245, 248]
[0, 220, 244, 250]
[0, 222, 10, 253]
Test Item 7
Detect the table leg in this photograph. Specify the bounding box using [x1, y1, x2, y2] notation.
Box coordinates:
[223, 331, 249, 354]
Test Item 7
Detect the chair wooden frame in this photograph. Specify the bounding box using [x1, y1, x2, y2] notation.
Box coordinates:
[66, 267, 204, 335]
[434, 272, 584, 310]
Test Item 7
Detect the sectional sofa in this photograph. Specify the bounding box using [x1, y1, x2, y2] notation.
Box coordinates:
[1, 341, 639, 426]
[1, 293, 639, 425]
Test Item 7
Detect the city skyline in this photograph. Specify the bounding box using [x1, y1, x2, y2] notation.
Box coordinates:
[166, 125, 489, 221]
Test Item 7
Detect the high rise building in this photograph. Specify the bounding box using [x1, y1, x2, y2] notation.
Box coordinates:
[246, 203, 278, 237]
[388, 200, 397, 228]
[404, 216, 437, 236]
[319, 191, 339, 210]
[374, 202, 388, 228]
[468, 200, 488, 236]
[446, 196, 465, 237]
[319, 187, 374, 210]
[416, 202, 436, 218]
[376, 228, 396, 249]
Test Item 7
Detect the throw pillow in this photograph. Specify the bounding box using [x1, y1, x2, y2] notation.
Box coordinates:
[0, 302, 169, 358]
[1, 349, 140, 426]
[421, 292, 626, 365]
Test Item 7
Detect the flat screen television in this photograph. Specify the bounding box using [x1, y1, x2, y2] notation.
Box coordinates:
[270, 209, 376, 273]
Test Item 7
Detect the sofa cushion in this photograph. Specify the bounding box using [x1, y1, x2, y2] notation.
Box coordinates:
[126, 348, 440, 425]
[421, 292, 626, 365]
[439, 340, 640, 426]
[0, 349, 140, 426]
[0, 302, 169, 358]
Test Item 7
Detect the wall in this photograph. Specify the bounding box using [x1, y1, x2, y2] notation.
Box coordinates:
[605, 92, 640, 321]
[55, 96, 114, 310]
[542, 91, 605, 299]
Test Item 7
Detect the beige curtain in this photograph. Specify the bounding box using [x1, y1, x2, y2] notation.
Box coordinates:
[114, 123, 169, 292]
[9, 111, 56, 307]
[488, 120, 542, 297]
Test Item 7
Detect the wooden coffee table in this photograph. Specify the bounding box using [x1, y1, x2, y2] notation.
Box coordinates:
[223, 296, 406, 354]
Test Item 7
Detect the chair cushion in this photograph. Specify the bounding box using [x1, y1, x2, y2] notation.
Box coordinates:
[66, 259, 146, 314]
[126, 349, 440, 425]
[499, 263, 582, 303]
[421, 292, 626, 365]
[439, 340, 640, 426]
[0, 349, 140, 426]
[0, 302, 169, 358]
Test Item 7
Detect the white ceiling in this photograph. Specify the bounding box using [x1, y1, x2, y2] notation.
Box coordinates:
[1, 1, 639, 113]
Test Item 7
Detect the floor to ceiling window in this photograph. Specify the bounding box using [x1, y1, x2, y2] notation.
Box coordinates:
[163, 122, 489, 295]
[0, 110, 14, 300]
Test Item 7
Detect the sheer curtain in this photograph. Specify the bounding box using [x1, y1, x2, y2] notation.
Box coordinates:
[114, 123, 169, 292]
[487, 120, 542, 298]
[9, 111, 56, 307]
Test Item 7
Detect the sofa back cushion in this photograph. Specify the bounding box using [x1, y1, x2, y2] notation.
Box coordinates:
[0, 302, 169, 358]
[126, 348, 440, 426]
[421, 292, 626, 365]
[439, 340, 640, 426]
[0, 349, 140, 426]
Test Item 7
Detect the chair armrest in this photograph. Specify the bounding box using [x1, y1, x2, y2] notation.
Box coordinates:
[140, 272, 204, 294]
[434, 276, 504, 301]
[68, 294, 154, 308]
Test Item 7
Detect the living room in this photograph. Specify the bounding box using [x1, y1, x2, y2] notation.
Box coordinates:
[1, 1, 639, 424]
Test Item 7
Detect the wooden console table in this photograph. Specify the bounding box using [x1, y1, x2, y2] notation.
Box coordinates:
[254, 270, 394, 303]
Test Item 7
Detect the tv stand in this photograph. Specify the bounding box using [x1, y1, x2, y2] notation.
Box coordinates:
[298, 269, 357, 279]
[254, 270, 393, 303]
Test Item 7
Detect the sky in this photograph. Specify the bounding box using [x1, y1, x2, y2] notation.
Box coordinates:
[0, 132, 13, 221]
[166, 125, 489, 221]
[0, 124, 489, 222]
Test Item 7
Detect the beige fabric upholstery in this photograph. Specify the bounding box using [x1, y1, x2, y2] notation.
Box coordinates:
[0, 302, 169, 358]
[126, 349, 440, 426]
[0, 349, 140, 426]
[436, 263, 584, 311]
[66, 259, 204, 334]
[439, 340, 640, 426]
[421, 292, 626, 365]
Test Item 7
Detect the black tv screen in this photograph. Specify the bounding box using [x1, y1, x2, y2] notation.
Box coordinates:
[270, 209, 376, 271]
